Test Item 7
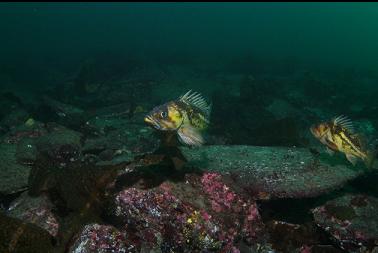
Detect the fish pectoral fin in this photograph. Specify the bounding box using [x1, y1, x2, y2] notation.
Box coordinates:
[326, 147, 335, 156]
[177, 125, 204, 147]
[364, 150, 376, 169]
[345, 153, 358, 166]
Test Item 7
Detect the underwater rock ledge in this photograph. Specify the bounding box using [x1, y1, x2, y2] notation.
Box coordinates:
[181, 145, 364, 199]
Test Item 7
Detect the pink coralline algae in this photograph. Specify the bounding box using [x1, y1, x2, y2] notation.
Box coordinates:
[112, 185, 262, 252]
[114, 187, 210, 251]
[69, 224, 136, 253]
[21, 206, 60, 237]
[201, 173, 238, 212]
[69, 171, 267, 252]
[7, 193, 59, 237]
[246, 204, 259, 222]
[200, 172, 265, 246]
[201, 172, 261, 220]
[243, 204, 261, 239]
[114, 187, 188, 226]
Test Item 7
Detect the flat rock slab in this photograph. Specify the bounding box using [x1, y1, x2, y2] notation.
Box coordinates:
[312, 194, 378, 251]
[181, 145, 364, 199]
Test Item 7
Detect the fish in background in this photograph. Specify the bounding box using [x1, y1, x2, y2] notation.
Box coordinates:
[310, 115, 375, 168]
[144, 90, 211, 146]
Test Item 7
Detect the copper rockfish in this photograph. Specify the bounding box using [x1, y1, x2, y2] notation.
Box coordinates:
[310, 115, 374, 167]
[144, 90, 211, 146]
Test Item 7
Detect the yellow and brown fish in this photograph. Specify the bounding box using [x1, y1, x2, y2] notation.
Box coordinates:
[144, 90, 211, 146]
[310, 115, 375, 167]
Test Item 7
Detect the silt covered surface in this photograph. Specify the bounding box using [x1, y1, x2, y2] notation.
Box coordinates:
[182, 145, 365, 199]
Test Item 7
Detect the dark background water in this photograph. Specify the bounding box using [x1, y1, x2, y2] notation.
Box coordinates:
[1, 2, 378, 150]
[1, 2, 378, 93]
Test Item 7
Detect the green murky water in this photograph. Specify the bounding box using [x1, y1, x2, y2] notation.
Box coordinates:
[1, 3, 378, 253]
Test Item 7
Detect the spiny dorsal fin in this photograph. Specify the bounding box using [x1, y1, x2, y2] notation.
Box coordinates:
[179, 90, 211, 117]
[333, 115, 354, 133]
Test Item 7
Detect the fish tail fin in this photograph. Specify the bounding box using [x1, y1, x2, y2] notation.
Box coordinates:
[364, 150, 376, 169]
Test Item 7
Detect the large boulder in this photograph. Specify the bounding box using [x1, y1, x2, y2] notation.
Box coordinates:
[312, 194, 378, 252]
[0, 211, 55, 253]
[112, 187, 226, 252]
[108, 171, 267, 253]
[181, 145, 365, 199]
[265, 220, 338, 253]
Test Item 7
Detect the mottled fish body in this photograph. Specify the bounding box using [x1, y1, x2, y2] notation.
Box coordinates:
[310, 115, 374, 167]
[144, 90, 211, 146]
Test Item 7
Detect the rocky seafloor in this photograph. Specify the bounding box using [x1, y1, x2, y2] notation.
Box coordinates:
[1, 59, 378, 253]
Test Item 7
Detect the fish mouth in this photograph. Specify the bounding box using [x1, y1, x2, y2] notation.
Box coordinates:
[144, 115, 161, 130]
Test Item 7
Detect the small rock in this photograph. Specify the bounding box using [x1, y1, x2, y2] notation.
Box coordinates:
[7, 192, 59, 237]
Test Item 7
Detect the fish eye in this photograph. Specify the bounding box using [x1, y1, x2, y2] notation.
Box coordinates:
[161, 111, 167, 118]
